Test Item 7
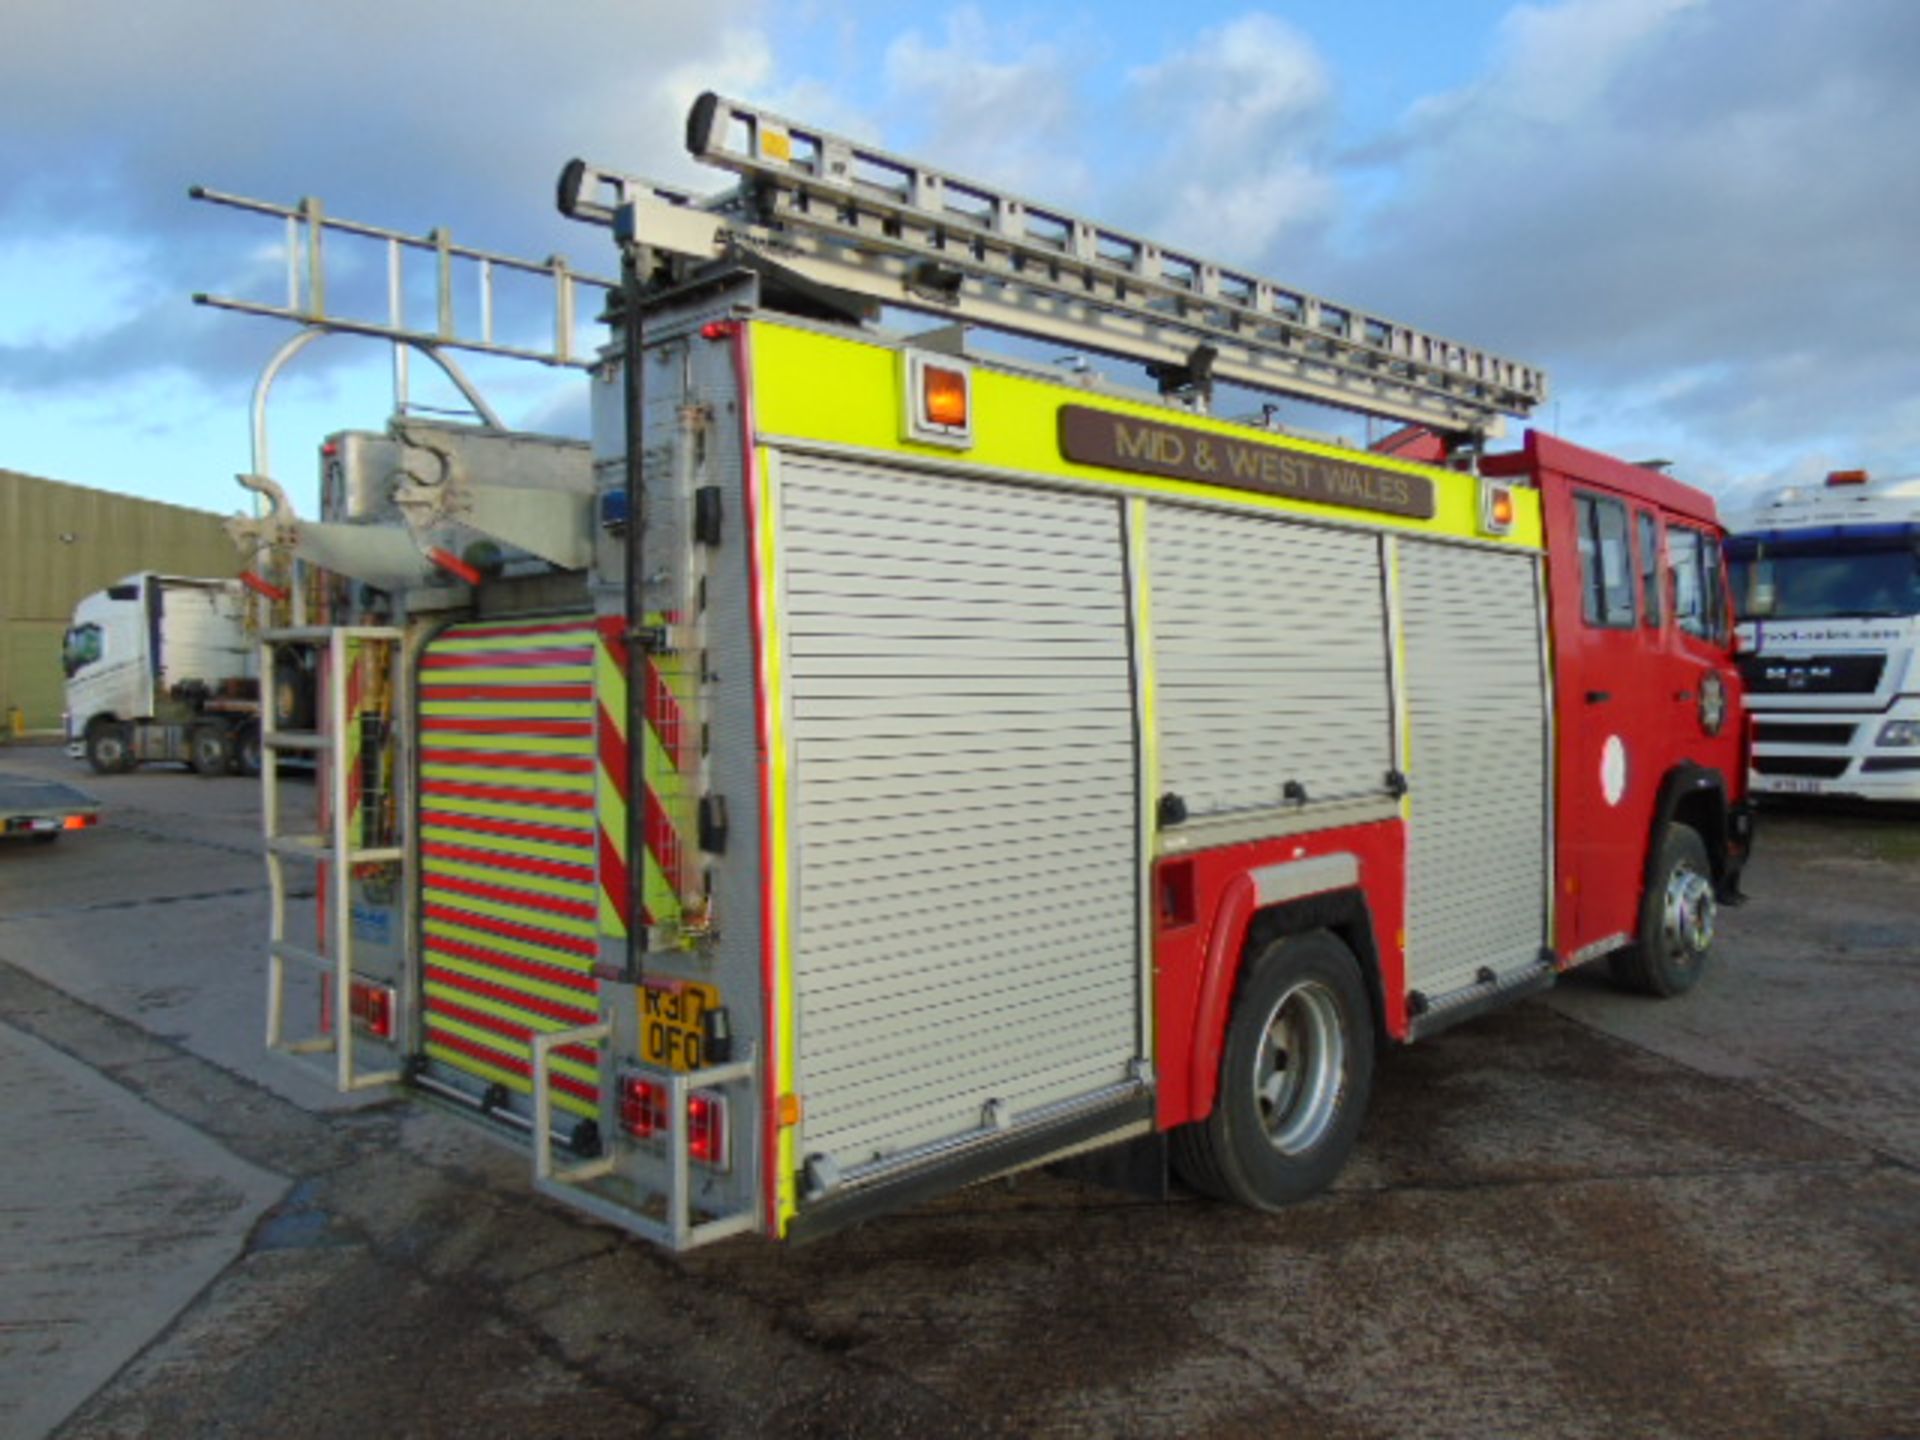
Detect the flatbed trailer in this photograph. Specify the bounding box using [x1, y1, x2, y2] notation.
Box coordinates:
[0, 770, 101, 843]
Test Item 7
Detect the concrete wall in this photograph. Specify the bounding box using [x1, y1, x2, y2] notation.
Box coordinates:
[0, 470, 239, 733]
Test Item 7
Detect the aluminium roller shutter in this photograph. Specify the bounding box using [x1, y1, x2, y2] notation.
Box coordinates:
[778, 457, 1142, 1174]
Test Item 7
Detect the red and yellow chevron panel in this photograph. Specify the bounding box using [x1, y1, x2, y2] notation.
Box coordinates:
[593, 616, 700, 945]
[419, 616, 605, 1117]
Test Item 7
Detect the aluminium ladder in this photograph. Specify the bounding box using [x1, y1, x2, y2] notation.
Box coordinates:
[558, 91, 1550, 434]
[261, 624, 407, 1092]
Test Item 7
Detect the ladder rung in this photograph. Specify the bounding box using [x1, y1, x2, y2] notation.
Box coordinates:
[270, 940, 329, 972]
[264, 731, 328, 752]
[267, 834, 403, 864]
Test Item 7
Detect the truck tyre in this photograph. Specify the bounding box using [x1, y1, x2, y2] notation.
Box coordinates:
[1610, 822, 1715, 998]
[84, 720, 135, 775]
[189, 724, 231, 776]
[231, 723, 262, 776]
[1171, 929, 1375, 1211]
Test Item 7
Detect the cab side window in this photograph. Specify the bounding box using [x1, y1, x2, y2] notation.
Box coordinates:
[1637, 510, 1662, 628]
[1574, 492, 1636, 628]
[62, 623, 105, 677]
[1668, 525, 1728, 643]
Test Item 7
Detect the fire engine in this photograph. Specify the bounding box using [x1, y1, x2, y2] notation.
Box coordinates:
[197, 91, 1751, 1248]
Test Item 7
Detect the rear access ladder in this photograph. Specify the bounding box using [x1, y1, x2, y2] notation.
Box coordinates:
[262, 625, 407, 1091]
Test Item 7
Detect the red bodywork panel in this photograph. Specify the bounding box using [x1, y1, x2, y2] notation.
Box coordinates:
[1153, 819, 1406, 1131]
[1485, 431, 1746, 958]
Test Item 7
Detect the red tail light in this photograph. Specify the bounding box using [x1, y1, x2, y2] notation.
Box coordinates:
[688, 1091, 728, 1168]
[319, 979, 396, 1040]
[619, 1073, 669, 1138]
[617, 1072, 730, 1169]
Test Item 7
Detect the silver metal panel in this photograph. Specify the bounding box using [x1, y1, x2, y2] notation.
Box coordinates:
[778, 457, 1142, 1169]
[1148, 507, 1393, 815]
[1397, 540, 1549, 996]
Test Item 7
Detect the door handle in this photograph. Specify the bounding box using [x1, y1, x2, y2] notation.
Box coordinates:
[1585, 690, 1611, 704]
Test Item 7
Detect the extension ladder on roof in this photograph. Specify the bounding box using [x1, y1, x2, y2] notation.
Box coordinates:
[558, 91, 1549, 434]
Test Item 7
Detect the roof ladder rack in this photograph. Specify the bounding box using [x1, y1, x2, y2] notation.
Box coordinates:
[559, 91, 1549, 434]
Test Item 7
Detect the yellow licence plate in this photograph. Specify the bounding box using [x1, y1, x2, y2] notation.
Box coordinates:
[639, 980, 721, 1071]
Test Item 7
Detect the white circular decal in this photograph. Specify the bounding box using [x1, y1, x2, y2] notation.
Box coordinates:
[1600, 735, 1627, 807]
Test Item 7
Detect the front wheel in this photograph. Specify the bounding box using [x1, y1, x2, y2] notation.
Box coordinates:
[85, 721, 135, 775]
[1610, 822, 1716, 997]
[1172, 929, 1375, 1210]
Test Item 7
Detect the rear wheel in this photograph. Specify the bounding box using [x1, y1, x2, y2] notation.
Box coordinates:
[1172, 929, 1375, 1210]
[230, 723, 262, 776]
[1610, 822, 1716, 997]
[84, 720, 135, 775]
[189, 724, 231, 776]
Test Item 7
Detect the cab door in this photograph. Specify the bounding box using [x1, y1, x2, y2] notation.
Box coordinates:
[1541, 481, 1666, 955]
[1661, 517, 1742, 781]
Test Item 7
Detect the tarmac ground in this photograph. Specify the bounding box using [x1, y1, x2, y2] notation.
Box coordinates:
[1, 740, 1915, 1439]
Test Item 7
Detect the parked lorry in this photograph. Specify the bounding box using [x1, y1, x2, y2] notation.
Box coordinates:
[63, 573, 263, 775]
[1724, 470, 1920, 800]
[0, 770, 100, 843]
[197, 91, 1751, 1250]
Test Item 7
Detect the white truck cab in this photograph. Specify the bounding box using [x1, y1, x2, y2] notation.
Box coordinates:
[1726, 471, 1920, 800]
[63, 573, 260, 774]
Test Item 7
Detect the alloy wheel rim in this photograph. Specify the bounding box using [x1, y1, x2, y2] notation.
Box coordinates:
[1252, 980, 1344, 1155]
[1663, 864, 1716, 963]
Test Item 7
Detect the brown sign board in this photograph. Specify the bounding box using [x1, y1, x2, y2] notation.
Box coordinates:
[1058, 405, 1436, 521]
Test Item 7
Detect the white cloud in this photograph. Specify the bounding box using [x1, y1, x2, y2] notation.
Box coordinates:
[1327, 0, 1920, 491]
[1116, 14, 1339, 260]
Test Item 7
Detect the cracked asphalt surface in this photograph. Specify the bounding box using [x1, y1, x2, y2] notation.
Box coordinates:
[1, 743, 1916, 1439]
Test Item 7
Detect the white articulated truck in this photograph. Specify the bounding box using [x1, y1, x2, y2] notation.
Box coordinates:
[1725, 471, 1920, 800]
[63, 573, 266, 775]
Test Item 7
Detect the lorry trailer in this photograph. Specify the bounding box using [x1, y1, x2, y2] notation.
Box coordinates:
[0, 771, 100, 843]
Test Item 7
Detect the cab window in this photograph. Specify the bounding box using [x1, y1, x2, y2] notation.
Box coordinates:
[1668, 525, 1728, 643]
[1574, 492, 1636, 628]
[1636, 510, 1662, 628]
[62, 624, 105, 677]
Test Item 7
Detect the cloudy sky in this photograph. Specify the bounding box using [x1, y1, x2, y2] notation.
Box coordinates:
[2, 0, 1914, 520]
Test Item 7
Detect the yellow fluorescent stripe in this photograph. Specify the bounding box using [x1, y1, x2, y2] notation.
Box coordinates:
[760, 449, 798, 1235]
[431, 629, 593, 655]
[420, 732, 594, 756]
[423, 915, 594, 972]
[644, 853, 682, 928]
[420, 664, 593, 686]
[1129, 498, 1158, 1058]
[424, 855, 596, 903]
[420, 824, 594, 868]
[423, 700, 595, 720]
[420, 764, 595, 795]
[419, 793, 595, 829]
[424, 980, 594, 1036]
[421, 885, 598, 940]
[422, 1044, 597, 1118]
[426, 1012, 600, 1085]
[424, 947, 594, 1009]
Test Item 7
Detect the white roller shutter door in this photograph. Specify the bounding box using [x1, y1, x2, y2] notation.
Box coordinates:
[778, 457, 1142, 1172]
[1398, 540, 1550, 997]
